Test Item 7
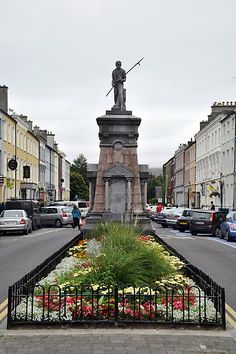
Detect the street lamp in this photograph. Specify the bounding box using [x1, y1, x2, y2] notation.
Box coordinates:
[220, 173, 224, 209]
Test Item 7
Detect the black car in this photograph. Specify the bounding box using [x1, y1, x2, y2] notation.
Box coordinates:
[4, 200, 42, 230]
[176, 209, 199, 232]
[189, 210, 227, 236]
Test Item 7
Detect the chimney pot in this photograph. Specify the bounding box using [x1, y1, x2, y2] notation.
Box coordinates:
[0, 85, 8, 113]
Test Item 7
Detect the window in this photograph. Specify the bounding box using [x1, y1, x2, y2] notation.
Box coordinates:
[12, 126, 15, 145]
[8, 124, 11, 143]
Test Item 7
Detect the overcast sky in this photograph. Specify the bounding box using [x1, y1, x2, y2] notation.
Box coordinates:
[1, 0, 236, 168]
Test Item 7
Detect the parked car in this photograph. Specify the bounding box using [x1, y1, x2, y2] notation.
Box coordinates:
[41, 206, 73, 228]
[146, 205, 158, 220]
[52, 201, 89, 218]
[4, 200, 42, 230]
[220, 211, 236, 242]
[189, 210, 227, 236]
[154, 208, 176, 227]
[0, 209, 32, 235]
[176, 209, 199, 232]
[166, 208, 185, 229]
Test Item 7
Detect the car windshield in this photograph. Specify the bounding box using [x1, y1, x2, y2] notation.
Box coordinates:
[78, 202, 87, 208]
[1, 210, 24, 218]
[182, 210, 195, 217]
[192, 212, 211, 220]
[62, 207, 73, 213]
[232, 213, 236, 221]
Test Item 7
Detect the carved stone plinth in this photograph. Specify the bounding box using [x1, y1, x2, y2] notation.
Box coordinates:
[86, 110, 151, 230]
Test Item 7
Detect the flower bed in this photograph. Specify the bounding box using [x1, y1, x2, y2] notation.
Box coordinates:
[10, 223, 223, 327]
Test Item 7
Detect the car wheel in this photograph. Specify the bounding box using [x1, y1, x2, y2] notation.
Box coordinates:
[178, 229, 185, 232]
[29, 225, 32, 233]
[2, 231, 6, 236]
[226, 231, 231, 242]
[55, 219, 62, 228]
[191, 232, 197, 236]
[23, 227, 29, 235]
[32, 221, 36, 231]
[212, 227, 220, 237]
[161, 224, 168, 228]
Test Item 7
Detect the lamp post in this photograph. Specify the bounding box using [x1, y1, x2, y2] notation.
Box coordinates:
[220, 174, 224, 209]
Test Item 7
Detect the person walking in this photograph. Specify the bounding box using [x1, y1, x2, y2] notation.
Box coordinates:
[210, 201, 215, 211]
[156, 202, 164, 213]
[72, 205, 81, 230]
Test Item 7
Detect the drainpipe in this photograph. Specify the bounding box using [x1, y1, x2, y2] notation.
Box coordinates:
[14, 122, 17, 198]
[234, 114, 236, 210]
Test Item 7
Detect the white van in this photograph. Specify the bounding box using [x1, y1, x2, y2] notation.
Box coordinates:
[66, 201, 89, 218]
[51, 201, 89, 218]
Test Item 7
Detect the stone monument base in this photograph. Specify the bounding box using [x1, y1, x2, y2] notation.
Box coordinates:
[84, 212, 152, 234]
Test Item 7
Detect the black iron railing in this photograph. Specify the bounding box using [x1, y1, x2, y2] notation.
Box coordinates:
[153, 233, 226, 329]
[8, 284, 222, 327]
[7, 230, 225, 328]
[7, 231, 83, 327]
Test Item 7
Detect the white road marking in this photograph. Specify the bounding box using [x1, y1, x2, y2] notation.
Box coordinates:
[159, 227, 236, 249]
[22, 228, 77, 238]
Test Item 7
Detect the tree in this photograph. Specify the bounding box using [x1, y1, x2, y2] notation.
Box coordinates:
[70, 171, 88, 201]
[147, 174, 163, 203]
[70, 154, 89, 200]
[71, 154, 87, 181]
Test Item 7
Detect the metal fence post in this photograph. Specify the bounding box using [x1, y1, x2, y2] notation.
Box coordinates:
[7, 286, 12, 329]
[114, 285, 118, 323]
[221, 287, 226, 330]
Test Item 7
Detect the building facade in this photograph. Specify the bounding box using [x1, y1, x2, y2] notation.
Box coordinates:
[173, 144, 186, 207]
[0, 85, 70, 203]
[184, 140, 196, 208]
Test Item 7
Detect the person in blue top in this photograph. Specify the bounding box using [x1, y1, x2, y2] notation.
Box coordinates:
[72, 205, 81, 230]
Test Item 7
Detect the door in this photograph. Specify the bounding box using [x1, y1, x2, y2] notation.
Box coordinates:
[109, 178, 126, 214]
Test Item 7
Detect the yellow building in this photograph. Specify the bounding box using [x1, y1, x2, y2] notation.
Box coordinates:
[13, 115, 40, 200]
[0, 109, 17, 202]
[0, 110, 40, 202]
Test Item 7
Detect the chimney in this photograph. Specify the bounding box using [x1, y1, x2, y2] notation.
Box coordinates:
[200, 120, 208, 130]
[0, 85, 8, 113]
[27, 120, 33, 132]
[33, 126, 40, 136]
[47, 132, 55, 148]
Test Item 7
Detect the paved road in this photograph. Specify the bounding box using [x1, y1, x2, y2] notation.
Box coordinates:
[0, 227, 80, 303]
[1, 328, 236, 354]
[152, 222, 236, 329]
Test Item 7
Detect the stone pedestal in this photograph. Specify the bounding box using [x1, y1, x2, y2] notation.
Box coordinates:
[86, 110, 150, 230]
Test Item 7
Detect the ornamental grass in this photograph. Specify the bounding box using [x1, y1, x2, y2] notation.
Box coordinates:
[12, 223, 221, 324]
[85, 222, 177, 286]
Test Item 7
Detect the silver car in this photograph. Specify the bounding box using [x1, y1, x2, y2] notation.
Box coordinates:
[41, 206, 73, 228]
[0, 209, 32, 235]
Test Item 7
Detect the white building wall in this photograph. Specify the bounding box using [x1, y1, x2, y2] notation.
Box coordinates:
[195, 113, 225, 209]
[220, 113, 235, 209]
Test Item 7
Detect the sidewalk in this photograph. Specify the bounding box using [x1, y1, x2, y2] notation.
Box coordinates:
[0, 328, 236, 354]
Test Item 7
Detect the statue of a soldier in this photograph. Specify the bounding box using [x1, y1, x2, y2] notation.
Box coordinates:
[112, 61, 126, 110]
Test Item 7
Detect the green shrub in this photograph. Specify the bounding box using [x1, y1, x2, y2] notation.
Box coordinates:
[85, 223, 176, 286]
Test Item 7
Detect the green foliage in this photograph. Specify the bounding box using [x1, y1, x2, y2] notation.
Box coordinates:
[147, 173, 163, 202]
[70, 171, 88, 200]
[85, 223, 175, 287]
[71, 154, 87, 181]
[70, 154, 89, 200]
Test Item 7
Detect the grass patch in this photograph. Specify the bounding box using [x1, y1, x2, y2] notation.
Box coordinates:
[83, 222, 176, 286]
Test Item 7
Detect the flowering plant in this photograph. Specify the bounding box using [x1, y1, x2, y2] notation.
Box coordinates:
[12, 223, 221, 325]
